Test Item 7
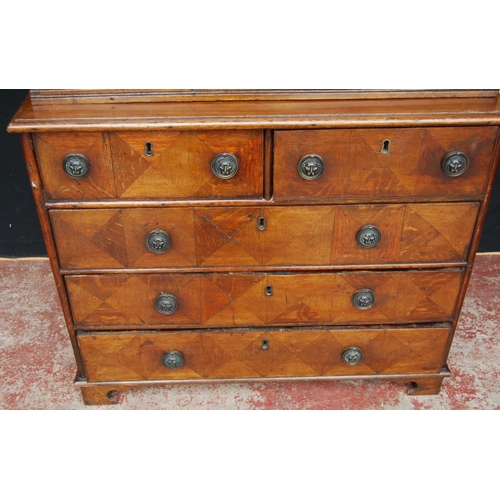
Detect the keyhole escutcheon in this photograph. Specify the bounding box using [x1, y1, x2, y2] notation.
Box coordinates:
[381, 139, 391, 154]
[145, 141, 154, 157]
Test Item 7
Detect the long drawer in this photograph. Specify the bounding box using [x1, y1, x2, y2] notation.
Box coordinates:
[274, 127, 498, 201]
[78, 326, 452, 382]
[51, 203, 478, 269]
[66, 269, 464, 329]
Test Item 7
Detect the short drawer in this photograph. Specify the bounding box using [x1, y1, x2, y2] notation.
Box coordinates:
[274, 127, 498, 201]
[78, 326, 452, 382]
[66, 269, 464, 329]
[34, 130, 264, 200]
[51, 203, 478, 270]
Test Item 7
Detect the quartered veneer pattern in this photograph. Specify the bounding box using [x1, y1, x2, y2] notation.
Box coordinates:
[9, 89, 500, 404]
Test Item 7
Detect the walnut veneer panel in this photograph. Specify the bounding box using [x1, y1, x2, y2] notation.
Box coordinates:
[35, 130, 264, 201]
[34, 132, 114, 200]
[66, 270, 464, 329]
[9, 93, 500, 133]
[78, 326, 452, 382]
[51, 203, 478, 270]
[274, 127, 498, 201]
[30, 90, 499, 104]
[109, 131, 263, 199]
[11, 90, 500, 403]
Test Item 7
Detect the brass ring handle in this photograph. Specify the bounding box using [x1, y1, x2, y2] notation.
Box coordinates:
[155, 293, 178, 315]
[162, 351, 184, 370]
[211, 153, 239, 179]
[356, 225, 381, 248]
[298, 154, 324, 180]
[63, 153, 90, 178]
[352, 289, 375, 310]
[442, 151, 469, 177]
[146, 229, 171, 254]
[342, 347, 364, 366]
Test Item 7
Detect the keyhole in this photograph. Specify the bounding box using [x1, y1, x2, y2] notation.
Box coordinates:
[261, 339, 269, 350]
[265, 285, 273, 296]
[258, 216, 267, 231]
[145, 141, 154, 157]
[381, 139, 391, 154]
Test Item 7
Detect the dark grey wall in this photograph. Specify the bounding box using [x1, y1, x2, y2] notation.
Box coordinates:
[1, 90, 45, 256]
[1, 90, 499, 257]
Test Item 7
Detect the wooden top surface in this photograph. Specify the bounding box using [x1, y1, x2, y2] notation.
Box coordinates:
[8, 90, 500, 132]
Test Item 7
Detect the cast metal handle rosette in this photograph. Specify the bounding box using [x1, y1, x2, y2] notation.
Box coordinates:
[342, 347, 364, 366]
[146, 229, 171, 254]
[356, 225, 381, 248]
[211, 152, 239, 179]
[442, 151, 469, 177]
[63, 153, 90, 179]
[162, 351, 184, 370]
[155, 293, 178, 315]
[352, 289, 375, 310]
[298, 154, 324, 180]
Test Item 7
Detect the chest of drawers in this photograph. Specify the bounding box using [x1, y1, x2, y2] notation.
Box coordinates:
[9, 89, 500, 405]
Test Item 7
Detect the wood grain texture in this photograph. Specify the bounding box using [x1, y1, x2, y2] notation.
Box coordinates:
[274, 127, 498, 201]
[51, 203, 479, 270]
[79, 365, 451, 405]
[439, 123, 500, 362]
[30, 89, 499, 105]
[7, 94, 500, 132]
[11, 90, 500, 402]
[77, 326, 452, 382]
[66, 269, 464, 329]
[35, 130, 264, 201]
[20, 135, 86, 377]
[264, 129, 273, 200]
[34, 132, 114, 200]
[109, 130, 263, 200]
[77, 367, 451, 404]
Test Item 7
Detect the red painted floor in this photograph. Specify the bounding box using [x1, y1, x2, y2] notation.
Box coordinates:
[1, 255, 499, 409]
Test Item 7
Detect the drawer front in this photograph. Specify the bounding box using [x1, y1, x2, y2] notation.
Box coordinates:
[66, 270, 464, 329]
[51, 203, 478, 270]
[35, 130, 264, 200]
[35, 132, 114, 200]
[78, 326, 452, 382]
[274, 127, 498, 201]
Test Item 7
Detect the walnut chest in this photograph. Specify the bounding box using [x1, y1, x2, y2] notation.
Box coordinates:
[8, 89, 500, 405]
